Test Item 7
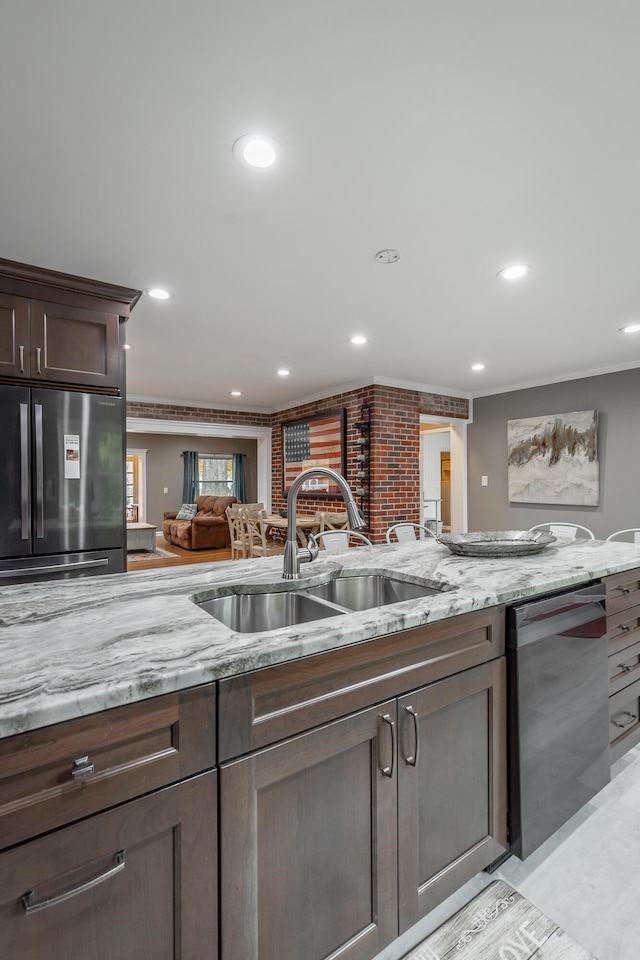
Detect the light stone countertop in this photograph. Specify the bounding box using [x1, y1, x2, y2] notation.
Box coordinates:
[1, 537, 639, 740]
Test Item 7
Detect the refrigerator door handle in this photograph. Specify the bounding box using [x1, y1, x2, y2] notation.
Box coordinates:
[0, 558, 110, 580]
[34, 403, 44, 539]
[20, 403, 30, 540]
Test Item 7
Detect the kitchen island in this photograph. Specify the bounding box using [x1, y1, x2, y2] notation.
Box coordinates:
[1, 537, 639, 738]
[1, 537, 639, 960]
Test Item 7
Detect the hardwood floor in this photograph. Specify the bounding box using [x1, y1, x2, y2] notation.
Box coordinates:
[127, 536, 232, 572]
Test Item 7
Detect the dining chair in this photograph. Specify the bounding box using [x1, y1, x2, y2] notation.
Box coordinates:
[528, 522, 595, 540]
[385, 522, 436, 544]
[605, 528, 640, 544]
[243, 509, 284, 558]
[315, 511, 350, 533]
[309, 530, 372, 554]
[225, 505, 247, 559]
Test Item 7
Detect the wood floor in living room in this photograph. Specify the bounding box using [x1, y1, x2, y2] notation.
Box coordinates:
[126, 535, 232, 572]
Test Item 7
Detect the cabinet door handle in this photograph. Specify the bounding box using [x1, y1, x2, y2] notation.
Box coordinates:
[19, 344, 25, 373]
[612, 711, 638, 730]
[620, 624, 631, 632]
[71, 756, 95, 780]
[379, 713, 395, 778]
[21, 850, 126, 914]
[36, 345, 42, 375]
[403, 705, 420, 766]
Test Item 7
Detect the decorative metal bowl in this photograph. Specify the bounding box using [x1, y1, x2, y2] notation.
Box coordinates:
[436, 530, 557, 558]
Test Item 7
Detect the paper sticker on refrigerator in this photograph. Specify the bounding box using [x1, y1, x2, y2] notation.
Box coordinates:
[64, 434, 80, 479]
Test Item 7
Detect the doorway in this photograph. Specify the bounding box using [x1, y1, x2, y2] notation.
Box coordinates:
[126, 448, 147, 522]
[419, 417, 467, 534]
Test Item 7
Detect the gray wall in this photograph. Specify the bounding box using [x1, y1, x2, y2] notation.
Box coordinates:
[467, 368, 640, 539]
[126, 432, 258, 528]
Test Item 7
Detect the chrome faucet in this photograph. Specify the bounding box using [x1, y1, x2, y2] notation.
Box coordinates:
[282, 467, 366, 579]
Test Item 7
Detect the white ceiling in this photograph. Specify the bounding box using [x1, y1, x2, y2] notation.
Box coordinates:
[2, 1, 640, 411]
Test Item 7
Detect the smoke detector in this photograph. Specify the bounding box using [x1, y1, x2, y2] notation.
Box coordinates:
[375, 249, 400, 264]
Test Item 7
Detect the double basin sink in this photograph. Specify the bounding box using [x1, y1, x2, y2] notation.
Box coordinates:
[196, 574, 451, 633]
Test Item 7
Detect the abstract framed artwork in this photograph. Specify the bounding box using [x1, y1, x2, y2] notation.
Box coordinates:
[282, 408, 346, 494]
[507, 410, 599, 505]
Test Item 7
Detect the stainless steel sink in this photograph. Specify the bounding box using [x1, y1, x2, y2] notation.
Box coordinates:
[197, 590, 343, 633]
[303, 574, 440, 611]
[195, 574, 446, 633]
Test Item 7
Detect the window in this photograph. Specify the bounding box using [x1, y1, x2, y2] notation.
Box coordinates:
[197, 455, 233, 496]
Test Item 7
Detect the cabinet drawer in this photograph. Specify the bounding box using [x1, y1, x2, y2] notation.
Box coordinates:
[607, 604, 640, 656]
[218, 607, 503, 761]
[609, 678, 640, 762]
[0, 684, 216, 850]
[609, 639, 640, 696]
[606, 569, 640, 617]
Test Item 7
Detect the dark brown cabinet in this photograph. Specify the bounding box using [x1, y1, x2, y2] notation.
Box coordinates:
[0, 259, 140, 392]
[0, 685, 218, 959]
[218, 610, 507, 960]
[0, 293, 120, 388]
[0, 292, 29, 378]
[397, 658, 506, 930]
[606, 568, 640, 761]
[0, 771, 217, 960]
[220, 702, 399, 960]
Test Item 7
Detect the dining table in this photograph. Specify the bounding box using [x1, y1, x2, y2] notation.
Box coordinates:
[263, 514, 320, 547]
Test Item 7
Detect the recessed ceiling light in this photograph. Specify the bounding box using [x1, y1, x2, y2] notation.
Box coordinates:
[375, 249, 400, 264]
[233, 134, 277, 168]
[124, 343, 132, 350]
[229, 390, 242, 396]
[277, 368, 290, 377]
[471, 362, 485, 371]
[145, 287, 173, 300]
[350, 335, 367, 345]
[620, 323, 640, 334]
[497, 264, 531, 281]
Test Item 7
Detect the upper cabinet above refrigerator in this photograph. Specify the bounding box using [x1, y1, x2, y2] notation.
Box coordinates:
[0, 260, 141, 393]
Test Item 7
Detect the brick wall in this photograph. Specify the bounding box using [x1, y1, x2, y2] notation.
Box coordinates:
[126, 400, 271, 428]
[127, 385, 469, 542]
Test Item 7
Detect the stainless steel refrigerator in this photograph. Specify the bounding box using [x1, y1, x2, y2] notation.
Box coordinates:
[0, 386, 125, 584]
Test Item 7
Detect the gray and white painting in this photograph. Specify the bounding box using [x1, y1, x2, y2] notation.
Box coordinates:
[507, 410, 599, 505]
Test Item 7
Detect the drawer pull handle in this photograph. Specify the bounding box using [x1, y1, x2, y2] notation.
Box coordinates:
[612, 711, 638, 730]
[620, 624, 632, 632]
[404, 705, 420, 767]
[71, 756, 95, 780]
[618, 662, 634, 673]
[21, 850, 126, 914]
[379, 713, 395, 778]
[619, 586, 632, 594]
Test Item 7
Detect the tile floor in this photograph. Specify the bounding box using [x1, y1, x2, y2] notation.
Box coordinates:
[375, 742, 640, 960]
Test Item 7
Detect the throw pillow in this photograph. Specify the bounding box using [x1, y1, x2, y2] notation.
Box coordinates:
[175, 502, 198, 521]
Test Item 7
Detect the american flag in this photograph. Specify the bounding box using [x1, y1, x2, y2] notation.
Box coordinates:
[284, 414, 343, 491]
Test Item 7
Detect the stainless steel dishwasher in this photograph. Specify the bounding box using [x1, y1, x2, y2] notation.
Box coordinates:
[506, 581, 610, 860]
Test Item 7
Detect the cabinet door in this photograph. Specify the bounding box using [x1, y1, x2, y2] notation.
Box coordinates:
[220, 702, 398, 960]
[0, 293, 30, 378]
[30, 300, 120, 388]
[0, 770, 217, 960]
[397, 659, 507, 930]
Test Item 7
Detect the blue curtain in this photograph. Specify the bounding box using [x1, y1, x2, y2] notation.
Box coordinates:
[232, 453, 246, 502]
[182, 451, 199, 502]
